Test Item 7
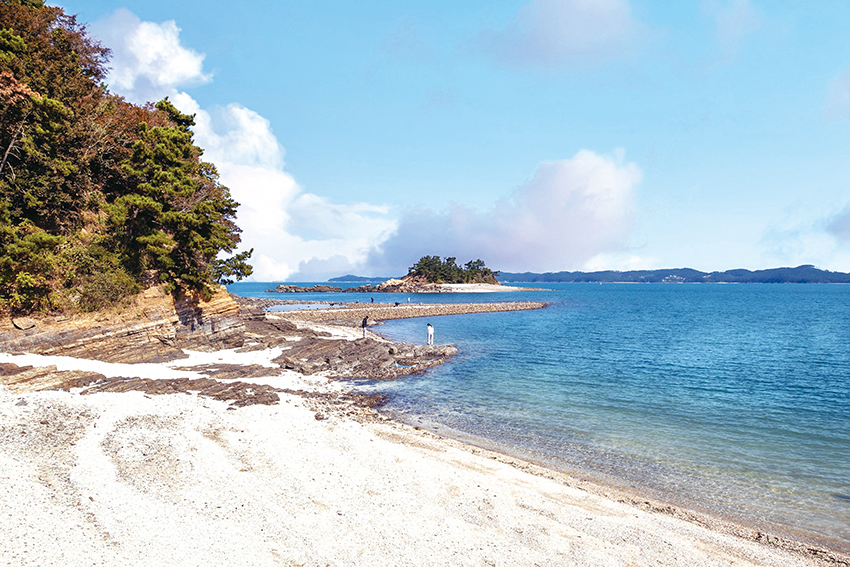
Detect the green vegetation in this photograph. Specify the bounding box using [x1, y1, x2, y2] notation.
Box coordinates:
[0, 1, 251, 314]
[408, 256, 499, 284]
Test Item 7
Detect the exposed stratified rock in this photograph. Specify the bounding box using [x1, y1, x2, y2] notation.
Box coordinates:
[0, 363, 106, 393]
[82, 377, 281, 407]
[273, 336, 457, 380]
[0, 285, 244, 363]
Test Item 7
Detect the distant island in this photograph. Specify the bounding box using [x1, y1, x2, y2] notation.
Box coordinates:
[497, 265, 850, 284]
[273, 256, 508, 293]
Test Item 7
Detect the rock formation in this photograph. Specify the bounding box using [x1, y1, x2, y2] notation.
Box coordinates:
[0, 285, 244, 363]
[342, 275, 444, 294]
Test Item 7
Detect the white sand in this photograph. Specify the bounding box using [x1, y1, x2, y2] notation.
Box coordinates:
[0, 351, 834, 566]
[0, 348, 284, 379]
[440, 283, 525, 292]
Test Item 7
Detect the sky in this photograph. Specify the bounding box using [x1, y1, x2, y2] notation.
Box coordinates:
[56, 0, 850, 280]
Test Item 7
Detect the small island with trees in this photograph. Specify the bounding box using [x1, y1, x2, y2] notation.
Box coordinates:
[406, 256, 499, 284]
[268, 256, 513, 293]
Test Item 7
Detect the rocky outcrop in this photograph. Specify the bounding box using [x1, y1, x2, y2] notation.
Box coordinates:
[0, 285, 244, 363]
[343, 275, 443, 294]
[0, 363, 106, 393]
[274, 336, 458, 380]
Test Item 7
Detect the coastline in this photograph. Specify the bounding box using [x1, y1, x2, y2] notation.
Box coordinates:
[384, 409, 849, 561]
[1, 300, 847, 565]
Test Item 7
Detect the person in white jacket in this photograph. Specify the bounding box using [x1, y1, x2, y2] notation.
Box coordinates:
[427, 323, 434, 345]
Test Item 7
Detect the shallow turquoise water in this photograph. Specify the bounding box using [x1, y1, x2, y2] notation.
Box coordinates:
[230, 282, 850, 551]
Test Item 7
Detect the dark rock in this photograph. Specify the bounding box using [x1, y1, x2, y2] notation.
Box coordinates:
[314, 413, 326, 421]
[81, 377, 281, 407]
[270, 334, 457, 380]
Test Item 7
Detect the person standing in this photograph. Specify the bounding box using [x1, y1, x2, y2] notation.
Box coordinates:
[362, 316, 368, 339]
[427, 323, 434, 345]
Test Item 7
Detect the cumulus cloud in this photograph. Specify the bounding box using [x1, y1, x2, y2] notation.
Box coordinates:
[92, 9, 210, 104]
[478, 0, 646, 68]
[700, 0, 760, 61]
[170, 94, 396, 281]
[97, 11, 396, 281]
[364, 150, 642, 275]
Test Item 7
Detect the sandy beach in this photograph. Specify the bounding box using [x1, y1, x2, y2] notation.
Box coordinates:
[0, 297, 845, 566]
[0, 340, 843, 566]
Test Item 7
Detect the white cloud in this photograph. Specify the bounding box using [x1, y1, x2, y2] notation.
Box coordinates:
[92, 8, 210, 104]
[97, 11, 397, 282]
[94, 10, 648, 282]
[700, 0, 760, 61]
[824, 67, 850, 124]
[364, 150, 642, 275]
[478, 0, 646, 69]
[170, 94, 396, 281]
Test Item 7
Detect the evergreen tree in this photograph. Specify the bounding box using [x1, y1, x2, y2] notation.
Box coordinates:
[0, 0, 252, 313]
[408, 256, 499, 284]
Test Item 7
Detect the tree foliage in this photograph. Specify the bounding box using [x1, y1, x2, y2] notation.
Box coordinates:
[408, 256, 499, 284]
[0, 1, 251, 313]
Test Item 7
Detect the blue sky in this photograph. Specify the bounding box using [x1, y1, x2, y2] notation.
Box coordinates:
[57, 0, 850, 279]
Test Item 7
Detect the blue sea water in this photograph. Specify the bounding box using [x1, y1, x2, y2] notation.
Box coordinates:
[229, 282, 850, 552]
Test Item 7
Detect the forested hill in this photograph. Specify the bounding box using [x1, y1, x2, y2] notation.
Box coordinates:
[0, 0, 251, 314]
[499, 265, 850, 284]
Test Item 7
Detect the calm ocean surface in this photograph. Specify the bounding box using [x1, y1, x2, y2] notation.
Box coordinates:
[230, 282, 850, 551]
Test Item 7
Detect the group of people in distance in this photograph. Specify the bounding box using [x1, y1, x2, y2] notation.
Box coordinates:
[360, 313, 434, 345]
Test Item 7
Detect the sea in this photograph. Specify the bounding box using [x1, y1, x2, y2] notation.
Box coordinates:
[228, 281, 850, 553]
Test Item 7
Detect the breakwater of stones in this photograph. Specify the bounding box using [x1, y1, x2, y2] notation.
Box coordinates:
[271, 301, 547, 326]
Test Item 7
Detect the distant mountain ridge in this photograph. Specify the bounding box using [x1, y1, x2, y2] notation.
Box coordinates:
[498, 265, 850, 284]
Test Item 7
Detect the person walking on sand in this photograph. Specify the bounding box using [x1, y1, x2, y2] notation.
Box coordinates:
[362, 316, 368, 339]
[427, 323, 434, 345]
